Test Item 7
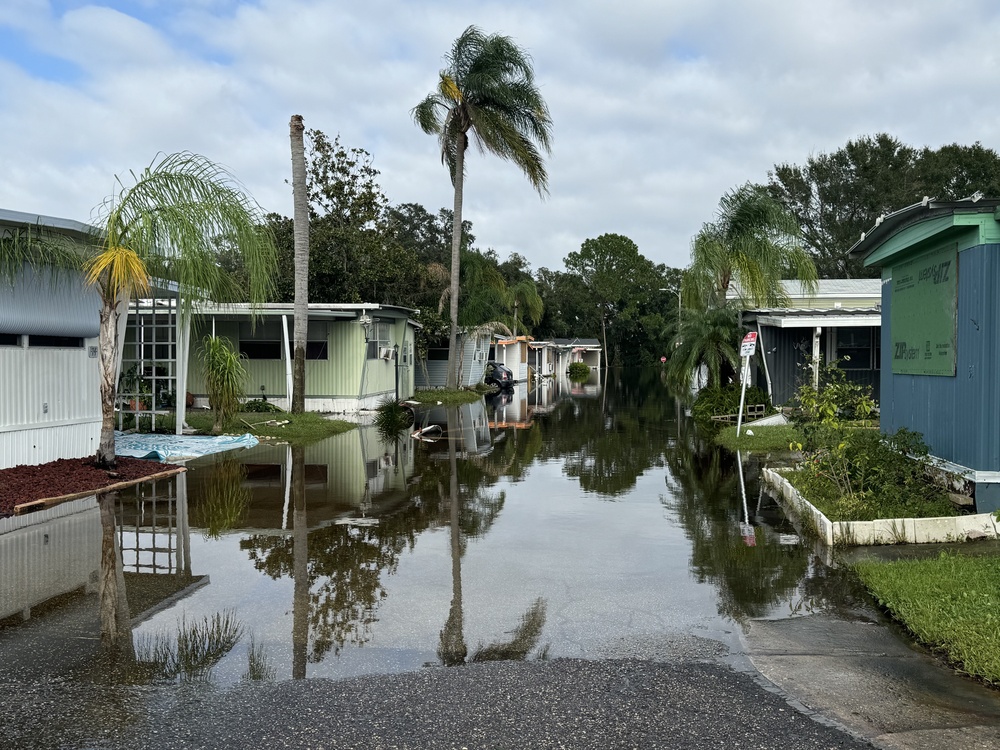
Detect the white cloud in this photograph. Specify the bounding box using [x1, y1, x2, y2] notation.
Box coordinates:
[3, 0, 1000, 272]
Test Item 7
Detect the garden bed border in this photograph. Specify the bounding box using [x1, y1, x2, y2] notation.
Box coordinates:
[762, 467, 1000, 546]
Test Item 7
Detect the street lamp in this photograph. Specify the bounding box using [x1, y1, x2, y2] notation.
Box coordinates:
[659, 287, 682, 322]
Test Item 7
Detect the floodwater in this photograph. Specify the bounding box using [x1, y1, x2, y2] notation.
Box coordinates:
[1, 369, 863, 688]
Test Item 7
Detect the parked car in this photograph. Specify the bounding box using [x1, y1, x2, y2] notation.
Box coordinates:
[484, 361, 515, 389]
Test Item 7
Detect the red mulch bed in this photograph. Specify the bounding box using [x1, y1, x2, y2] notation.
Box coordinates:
[0, 456, 169, 517]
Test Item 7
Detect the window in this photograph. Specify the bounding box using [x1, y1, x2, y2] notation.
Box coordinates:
[366, 322, 390, 359]
[0, 333, 20, 346]
[239, 320, 283, 360]
[240, 340, 282, 359]
[306, 341, 328, 360]
[836, 328, 872, 369]
[428, 347, 448, 361]
[28, 335, 83, 348]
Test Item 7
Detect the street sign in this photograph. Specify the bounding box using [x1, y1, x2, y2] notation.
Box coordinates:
[660, 356, 666, 363]
[740, 331, 758, 357]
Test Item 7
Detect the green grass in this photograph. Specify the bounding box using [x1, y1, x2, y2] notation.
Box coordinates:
[854, 552, 1000, 685]
[410, 388, 486, 405]
[715, 424, 804, 453]
[185, 410, 355, 444]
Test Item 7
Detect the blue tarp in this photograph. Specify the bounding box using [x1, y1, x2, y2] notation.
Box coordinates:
[114, 432, 259, 461]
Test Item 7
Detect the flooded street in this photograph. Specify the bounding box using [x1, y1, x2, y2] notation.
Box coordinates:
[2, 368, 998, 748]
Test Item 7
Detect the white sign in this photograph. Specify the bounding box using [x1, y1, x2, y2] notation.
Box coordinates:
[740, 331, 758, 357]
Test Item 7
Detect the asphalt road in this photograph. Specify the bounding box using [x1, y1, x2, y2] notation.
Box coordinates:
[2, 658, 872, 750]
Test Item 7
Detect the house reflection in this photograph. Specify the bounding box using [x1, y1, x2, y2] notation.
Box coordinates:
[412, 400, 492, 457]
[184, 423, 417, 530]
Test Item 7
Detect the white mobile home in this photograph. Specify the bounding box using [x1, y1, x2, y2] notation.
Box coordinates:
[0, 210, 101, 469]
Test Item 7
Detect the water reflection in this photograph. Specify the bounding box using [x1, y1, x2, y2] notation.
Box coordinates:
[2, 369, 869, 693]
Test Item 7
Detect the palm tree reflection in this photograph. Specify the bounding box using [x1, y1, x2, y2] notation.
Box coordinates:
[438, 407, 548, 666]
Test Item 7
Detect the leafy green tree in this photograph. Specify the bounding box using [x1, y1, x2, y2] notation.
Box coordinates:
[270, 131, 395, 304]
[564, 233, 666, 364]
[1, 152, 277, 467]
[534, 267, 601, 339]
[686, 183, 816, 309]
[769, 134, 1000, 277]
[412, 25, 553, 389]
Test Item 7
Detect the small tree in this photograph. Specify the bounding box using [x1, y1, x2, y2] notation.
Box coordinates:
[201, 336, 248, 434]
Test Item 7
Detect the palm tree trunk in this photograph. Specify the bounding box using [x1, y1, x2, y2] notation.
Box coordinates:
[290, 115, 309, 413]
[96, 295, 121, 468]
[446, 142, 466, 390]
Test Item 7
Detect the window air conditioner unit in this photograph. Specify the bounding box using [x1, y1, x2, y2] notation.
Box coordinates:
[475, 350, 486, 361]
[379, 347, 394, 360]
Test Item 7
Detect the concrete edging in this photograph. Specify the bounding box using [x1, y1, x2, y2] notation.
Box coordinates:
[761, 467, 1000, 545]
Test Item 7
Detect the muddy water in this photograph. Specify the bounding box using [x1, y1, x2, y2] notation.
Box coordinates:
[1, 369, 854, 687]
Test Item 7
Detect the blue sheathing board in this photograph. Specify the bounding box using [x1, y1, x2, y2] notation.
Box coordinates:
[881, 244, 1000, 473]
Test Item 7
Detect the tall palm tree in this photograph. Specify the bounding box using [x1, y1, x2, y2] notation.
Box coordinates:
[412, 25, 553, 389]
[3, 152, 277, 468]
[506, 278, 543, 337]
[686, 183, 817, 309]
[290, 114, 310, 413]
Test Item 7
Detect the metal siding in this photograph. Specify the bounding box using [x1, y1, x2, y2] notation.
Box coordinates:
[0, 333, 102, 468]
[881, 243, 1000, 471]
[0, 265, 100, 338]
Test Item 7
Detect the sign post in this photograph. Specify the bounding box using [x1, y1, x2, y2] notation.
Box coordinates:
[735, 331, 758, 437]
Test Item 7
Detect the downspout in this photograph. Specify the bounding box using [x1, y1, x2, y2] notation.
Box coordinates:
[282, 315, 293, 407]
[756, 320, 772, 401]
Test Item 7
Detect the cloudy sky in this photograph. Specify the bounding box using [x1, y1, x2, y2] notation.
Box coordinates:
[2, 1, 1000, 274]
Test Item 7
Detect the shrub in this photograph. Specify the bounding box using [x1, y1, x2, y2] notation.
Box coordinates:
[692, 383, 771, 423]
[788, 427, 955, 521]
[793, 358, 875, 428]
[243, 399, 283, 413]
[567, 362, 590, 380]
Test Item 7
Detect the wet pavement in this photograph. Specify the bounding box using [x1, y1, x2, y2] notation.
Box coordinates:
[2, 369, 999, 748]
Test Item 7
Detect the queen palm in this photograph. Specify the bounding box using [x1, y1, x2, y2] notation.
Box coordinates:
[686, 183, 817, 309]
[2, 152, 277, 468]
[412, 25, 552, 389]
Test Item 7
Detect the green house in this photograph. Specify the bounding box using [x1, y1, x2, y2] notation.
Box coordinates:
[127, 302, 420, 414]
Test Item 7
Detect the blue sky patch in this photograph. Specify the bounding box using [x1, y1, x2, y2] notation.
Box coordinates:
[0, 28, 82, 84]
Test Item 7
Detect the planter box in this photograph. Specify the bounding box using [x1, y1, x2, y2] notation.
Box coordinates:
[762, 468, 1000, 546]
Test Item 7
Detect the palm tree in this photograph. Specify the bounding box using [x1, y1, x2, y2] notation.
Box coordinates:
[290, 114, 309, 413]
[667, 306, 743, 391]
[686, 183, 817, 309]
[3, 152, 277, 468]
[412, 25, 553, 389]
[506, 278, 543, 337]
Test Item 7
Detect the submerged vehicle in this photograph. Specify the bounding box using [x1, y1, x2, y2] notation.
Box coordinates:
[484, 361, 515, 389]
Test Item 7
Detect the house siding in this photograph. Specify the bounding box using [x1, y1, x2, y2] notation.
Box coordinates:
[880, 243, 1000, 472]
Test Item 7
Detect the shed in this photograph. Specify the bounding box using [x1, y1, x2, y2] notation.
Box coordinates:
[850, 196, 1000, 511]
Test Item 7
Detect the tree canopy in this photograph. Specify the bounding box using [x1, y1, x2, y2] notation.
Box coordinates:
[769, 134, 1000, 277]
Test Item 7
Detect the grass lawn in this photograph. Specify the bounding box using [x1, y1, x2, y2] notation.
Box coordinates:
[185, 410, 355, 444]
[854, 552, 1000, 685]
[409, 388, 487, 406]
[715, 424, 804, 453]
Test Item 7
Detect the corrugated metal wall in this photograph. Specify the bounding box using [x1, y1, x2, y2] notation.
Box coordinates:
[0, 337, 102, 468]
[0, 497, 100, 620]
[881, 243, 1000, 471]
